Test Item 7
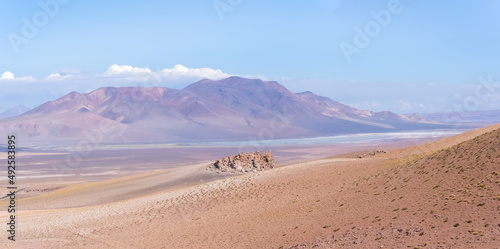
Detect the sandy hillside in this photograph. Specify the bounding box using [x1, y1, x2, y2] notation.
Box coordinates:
[0, 124, 499, 248]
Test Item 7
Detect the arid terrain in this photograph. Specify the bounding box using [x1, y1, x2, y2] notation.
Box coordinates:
[0, 77, 448, 145]
[3, 1, 499, 248]
[1, 124, 499, 248]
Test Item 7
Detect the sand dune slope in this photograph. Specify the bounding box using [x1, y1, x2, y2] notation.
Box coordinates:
[1, 125, 499, 248]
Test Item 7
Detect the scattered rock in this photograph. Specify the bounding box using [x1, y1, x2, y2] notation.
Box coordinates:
[24, 186, 64, 193]
[357, 150, 386, 159]
[209, 151, 275, 174]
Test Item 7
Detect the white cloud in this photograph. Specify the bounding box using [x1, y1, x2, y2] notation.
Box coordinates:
[0, 71, 35, 81]
[160, 64, 230, 79]
[103, 64, 152, 76]
[97, 64, 232, 84]
[9, 64, 232, 87]
[46, 73, 74, 81]
[101, 64, 230, 79]
[1, 71, 15, 80]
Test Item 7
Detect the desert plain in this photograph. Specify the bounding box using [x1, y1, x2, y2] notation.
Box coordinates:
[0, 125, 499, 248]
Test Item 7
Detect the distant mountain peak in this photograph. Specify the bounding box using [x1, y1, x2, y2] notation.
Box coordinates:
[0, 105, 31, 118]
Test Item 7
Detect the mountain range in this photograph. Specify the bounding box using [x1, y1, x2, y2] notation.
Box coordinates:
[0, 77, 445, 145]
[407, 109, 500, 125]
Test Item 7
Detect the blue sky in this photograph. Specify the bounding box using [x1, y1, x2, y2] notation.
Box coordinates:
[1, 0, 499, 113]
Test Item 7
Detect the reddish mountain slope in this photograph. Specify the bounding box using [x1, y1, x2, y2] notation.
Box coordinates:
[0, 77, 446, 144]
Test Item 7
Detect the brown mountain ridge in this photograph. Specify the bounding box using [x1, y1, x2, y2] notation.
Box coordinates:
[0, 77, 446, 145]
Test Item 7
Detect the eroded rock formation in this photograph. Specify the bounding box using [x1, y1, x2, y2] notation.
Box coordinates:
[209, 151, 275, 173]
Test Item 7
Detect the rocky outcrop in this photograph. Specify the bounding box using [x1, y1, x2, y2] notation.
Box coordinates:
[209, 151, 275, 173]
[357, 150, 386, 159]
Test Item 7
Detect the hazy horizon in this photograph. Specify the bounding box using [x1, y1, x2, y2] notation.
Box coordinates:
[1, 1, 499, 113]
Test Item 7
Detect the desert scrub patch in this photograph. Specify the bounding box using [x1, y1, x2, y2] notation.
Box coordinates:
[323, 225, 331, 229]
[454, 223, 460, 227]
[433, 185, 440, 189]
[477, 203, 486, 207]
